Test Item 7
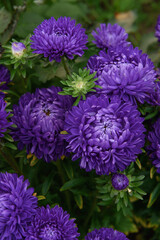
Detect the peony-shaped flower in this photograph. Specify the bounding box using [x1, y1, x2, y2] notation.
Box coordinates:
[30, 16, 88, 62]
[87, 45, 156, 104]
[0, 97, 12, 138]
[92, 23, 129, 49]
[11, 86, 73, 162]
[85, 227, 129, 240]
[65, 95, 145, 175]
[0, 65, 10, 98]
[111, 173, 129, 190]
[0, 172, 37, 240]
[155, 15, 160, 42]
[148, 119, 160, 173]
[25, 205, 80, 240]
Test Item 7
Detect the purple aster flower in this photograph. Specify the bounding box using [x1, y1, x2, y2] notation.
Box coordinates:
[146, 69, 160, 105]
[0, 65, 10, 98]
[0, 97, 12, 138]
[0, 172, 37, 240]
[85, 227, 129, 240]
[111, 173, 129, 190]
[25, 205, 80, 240]
[87, 45, 156, 104]
[65, 95, 145, 175]
[30, 16, 88, 62]
[148, 119, 160, 173]
[155, 15, 160, 42]
[12, 42, 26, 58]
[92, 23, 129, 49]
[11, 86, 73, 162]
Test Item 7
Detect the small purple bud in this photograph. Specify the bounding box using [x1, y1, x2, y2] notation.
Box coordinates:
[111, 173, 129, 190]
[12, 42, 26, 58]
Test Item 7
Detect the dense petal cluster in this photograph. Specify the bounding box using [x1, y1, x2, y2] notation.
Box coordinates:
[148, 119, 160, 173]
[0, 65, 10, 97]
[11, 86, 73, 162]
[92, 23, 128, 49]
[0, 97, 12, 137]
[85, 227, 129, 240]
[87, 45, 156, 104]
[111, 173, 129, 190]
[26, 205, 80, 240]
[65, 95, 145, 175]
[0, 172, 37, 240]
[30, 16, 88, 62]
[155, 15, 160, 42]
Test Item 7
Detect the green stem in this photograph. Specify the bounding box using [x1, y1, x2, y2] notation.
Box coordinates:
[56, 159, 71, 211]
[0, 147, 23, 175]
[83, 193, 97, 229]
[61, 57, 70, 76]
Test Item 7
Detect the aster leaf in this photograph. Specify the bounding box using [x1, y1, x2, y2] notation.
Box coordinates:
[37, 195, 46, 201]
[60, 177, 87, 191]
[147, 183, 160, 208]
[4, 142, 17, 150]
[74, 194, 83, 209]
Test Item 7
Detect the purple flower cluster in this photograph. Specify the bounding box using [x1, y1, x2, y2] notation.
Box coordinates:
[85, 227, 129, 240]
[111, 173, 129, 190]
[0, 97, 12, 138]
[148, 119, 160, 173]
[65, 95, 145, 175]
[0, 65, 10, 98]
[25, 205, 80, 240]
[92, 23, 128, 49]
[11, 86, 73, 162]
[87, 45, 156, 104]
[0, 172, 37, 240]
[31, 16, 88, 62]
[155, 15, 160, 42]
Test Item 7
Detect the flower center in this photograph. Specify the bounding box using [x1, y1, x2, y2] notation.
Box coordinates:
[43, 109, 51, 116]
[40, 225, 61, 240]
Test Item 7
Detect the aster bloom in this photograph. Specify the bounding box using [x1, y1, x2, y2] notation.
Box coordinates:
[148, 119, 160, 173]
[87, 45, 156, 104]
[111, 173, 129, 190]
[155, 15, 160, 42]
[65, 95, 145, 175]
[0, 97, 12, 138]
[11, 42, 26, 58]
[92, 23, 128, 49]
[0, 65, 10, 97]
[11, 86, 73, 162]
[30, 16, 88, 62]
[25, 205, 80, 240]
[0, 172, 37, 240]
[85, 227, 129, 240]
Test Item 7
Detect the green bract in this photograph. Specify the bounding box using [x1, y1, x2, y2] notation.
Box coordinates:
[0, 35, 35, 79]
[59, 68, 101, 105]
[96, 163, 146, 216]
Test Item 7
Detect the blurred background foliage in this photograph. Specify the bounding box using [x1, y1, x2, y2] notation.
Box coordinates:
[1, 0, 160, 239]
